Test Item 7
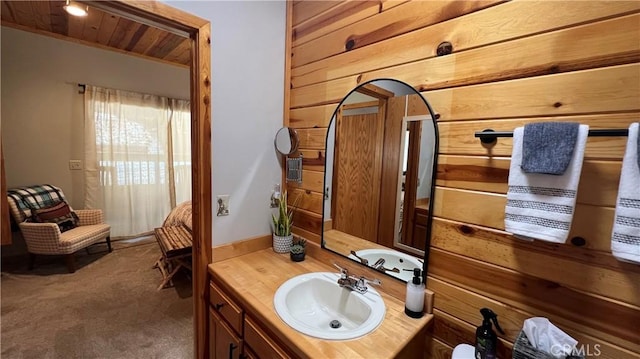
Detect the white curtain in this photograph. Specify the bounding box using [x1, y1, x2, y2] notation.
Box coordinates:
[84, 86, 191, 239]
[169, 99, 192, 207]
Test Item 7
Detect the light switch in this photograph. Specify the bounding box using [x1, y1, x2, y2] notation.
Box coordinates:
[69, 160, 83, 170]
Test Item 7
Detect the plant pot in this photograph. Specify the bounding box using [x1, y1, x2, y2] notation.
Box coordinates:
[290, 252, 305, 262]
[272, 234, 293, 254]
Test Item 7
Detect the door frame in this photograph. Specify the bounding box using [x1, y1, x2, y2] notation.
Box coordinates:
[86, 2, 212, 358]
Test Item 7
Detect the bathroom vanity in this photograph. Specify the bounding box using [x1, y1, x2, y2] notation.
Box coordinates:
[208, 248, 432, 358]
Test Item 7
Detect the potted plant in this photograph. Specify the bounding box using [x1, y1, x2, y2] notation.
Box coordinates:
[290, 236, 307, 262]
[271, 191, 297, 253]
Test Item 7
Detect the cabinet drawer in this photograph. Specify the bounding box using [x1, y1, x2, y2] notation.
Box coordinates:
[244, 317, 290, 359]
[210, 281, 243, 335]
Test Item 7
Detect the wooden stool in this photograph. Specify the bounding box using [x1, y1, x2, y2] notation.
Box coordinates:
[153, 225, 192, 290]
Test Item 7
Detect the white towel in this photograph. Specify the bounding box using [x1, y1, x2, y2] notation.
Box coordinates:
[612, 123, 640, 263]
[505, 125, 589, 243]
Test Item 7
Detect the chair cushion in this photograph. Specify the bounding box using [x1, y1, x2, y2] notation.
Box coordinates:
[31, 201, 79, 233]
[59, 224, 111, 254]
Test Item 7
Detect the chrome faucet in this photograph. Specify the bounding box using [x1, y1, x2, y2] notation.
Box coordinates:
[372, 258, 385, 270]
[334, 263, 381, 294]
[349, 250, 369, 266]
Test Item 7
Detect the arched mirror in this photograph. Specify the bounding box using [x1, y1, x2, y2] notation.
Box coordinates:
[321, 79, 438, 283]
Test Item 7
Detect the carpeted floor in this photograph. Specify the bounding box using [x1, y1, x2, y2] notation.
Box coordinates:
[1, 238, 193, 359]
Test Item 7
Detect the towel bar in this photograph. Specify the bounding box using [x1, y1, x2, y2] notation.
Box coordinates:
[475, 128, 629, 144]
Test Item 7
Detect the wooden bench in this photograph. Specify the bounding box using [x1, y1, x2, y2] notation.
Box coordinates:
[153, 225, 192, 290]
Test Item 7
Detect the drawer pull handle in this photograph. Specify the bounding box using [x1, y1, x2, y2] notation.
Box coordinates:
[215, 303, 225, 311]
[229, 343, 238, 359]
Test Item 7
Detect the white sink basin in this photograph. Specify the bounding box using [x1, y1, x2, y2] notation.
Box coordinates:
[348, 249, 423, 282]
[273, 272, 386, 340]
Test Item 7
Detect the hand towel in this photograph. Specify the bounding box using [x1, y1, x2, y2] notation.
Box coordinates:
[505, 125, 589, 243]
[611, 123, 640, 263]
[522, 122, 580, 175]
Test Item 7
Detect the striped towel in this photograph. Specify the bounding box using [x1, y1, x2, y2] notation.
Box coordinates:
[505, 125, 589, 243]
[611, 123, 640, 263]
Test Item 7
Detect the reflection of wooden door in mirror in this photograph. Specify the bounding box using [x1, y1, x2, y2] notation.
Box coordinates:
[332, 100, 385, 243]
[401, 121, 425, 250]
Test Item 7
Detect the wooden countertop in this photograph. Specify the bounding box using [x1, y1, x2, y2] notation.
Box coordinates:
[208, 249, 432, 358]
[323, 229, 390, 257]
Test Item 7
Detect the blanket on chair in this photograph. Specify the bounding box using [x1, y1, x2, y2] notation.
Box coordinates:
[7, 184, 68, 222]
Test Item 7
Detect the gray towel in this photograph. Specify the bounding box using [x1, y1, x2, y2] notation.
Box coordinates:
[522, 122, 580, 175]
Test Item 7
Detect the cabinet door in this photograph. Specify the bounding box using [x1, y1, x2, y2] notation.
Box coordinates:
[243, 346, 258, 359]
[244, 317, 289, 359]
[210, 309, 242, 359]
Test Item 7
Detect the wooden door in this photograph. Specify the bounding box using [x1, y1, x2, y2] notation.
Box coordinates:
[209, 309, 242, 359]
[332, 108, 385, 243]
[1, 141, 11, 245]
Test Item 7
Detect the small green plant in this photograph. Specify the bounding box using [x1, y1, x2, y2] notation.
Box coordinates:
[290, 237, 307, 254]
[271, 191, 299, 236]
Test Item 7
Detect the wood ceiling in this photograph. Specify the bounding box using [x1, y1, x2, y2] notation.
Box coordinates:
[0, 1, 190, 67]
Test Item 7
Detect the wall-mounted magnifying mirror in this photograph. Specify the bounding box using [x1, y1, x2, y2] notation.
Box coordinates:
[275, 126, 300, 155]
[322, 79, 438, 283]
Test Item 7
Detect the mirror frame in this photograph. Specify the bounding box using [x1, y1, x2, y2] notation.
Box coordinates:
[274, 126, 300, 155]
[321, 78, 439, 284]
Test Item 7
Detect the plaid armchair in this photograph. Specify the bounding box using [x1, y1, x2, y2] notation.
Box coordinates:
[7, 184, 111, 273]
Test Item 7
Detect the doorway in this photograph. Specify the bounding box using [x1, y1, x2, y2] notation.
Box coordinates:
[0, 1, 212, 357]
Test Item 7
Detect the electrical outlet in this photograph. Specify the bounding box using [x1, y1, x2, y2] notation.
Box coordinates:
[69, 160, 83, 170]
[216, 195, 230, 216]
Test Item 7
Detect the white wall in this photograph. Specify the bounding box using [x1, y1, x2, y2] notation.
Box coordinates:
[164, 1, 286, 246]
[1, 27, 189, 209]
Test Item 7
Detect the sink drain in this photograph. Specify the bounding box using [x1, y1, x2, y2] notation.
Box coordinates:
[329, 320, 342, 329]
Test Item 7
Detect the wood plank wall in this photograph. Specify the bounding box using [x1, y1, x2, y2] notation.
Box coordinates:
[285, 1, 640, 358]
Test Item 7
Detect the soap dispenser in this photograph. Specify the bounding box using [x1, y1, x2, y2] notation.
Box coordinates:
[475, 308, 505, 359]
[404, 268, 424, 318]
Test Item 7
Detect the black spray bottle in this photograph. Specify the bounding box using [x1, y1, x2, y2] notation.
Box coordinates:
[475, 308, 504, 359]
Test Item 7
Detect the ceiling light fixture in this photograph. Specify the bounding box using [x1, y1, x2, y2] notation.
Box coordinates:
[64, 0, 88, 17]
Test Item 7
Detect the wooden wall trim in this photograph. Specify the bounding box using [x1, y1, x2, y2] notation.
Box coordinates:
[292, 9, 640, 89]
[430, 308, 513, 359]
[429, 247, 640, 349]
[436, 155, 623, 208]
[291, 0, 503, 68]
[437, 113, 638, 158]
[292, 1, 380, 48]
[289, 104, 335, 129]
[292, 63, 640, 112]
[212, 235, 272, 263]
[291, 1, 340, 28]
[430, 216, 640, 305]
[428, 275, 639, 358]
[425, 64, 640, 121]
[431, 187, 624, 256]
